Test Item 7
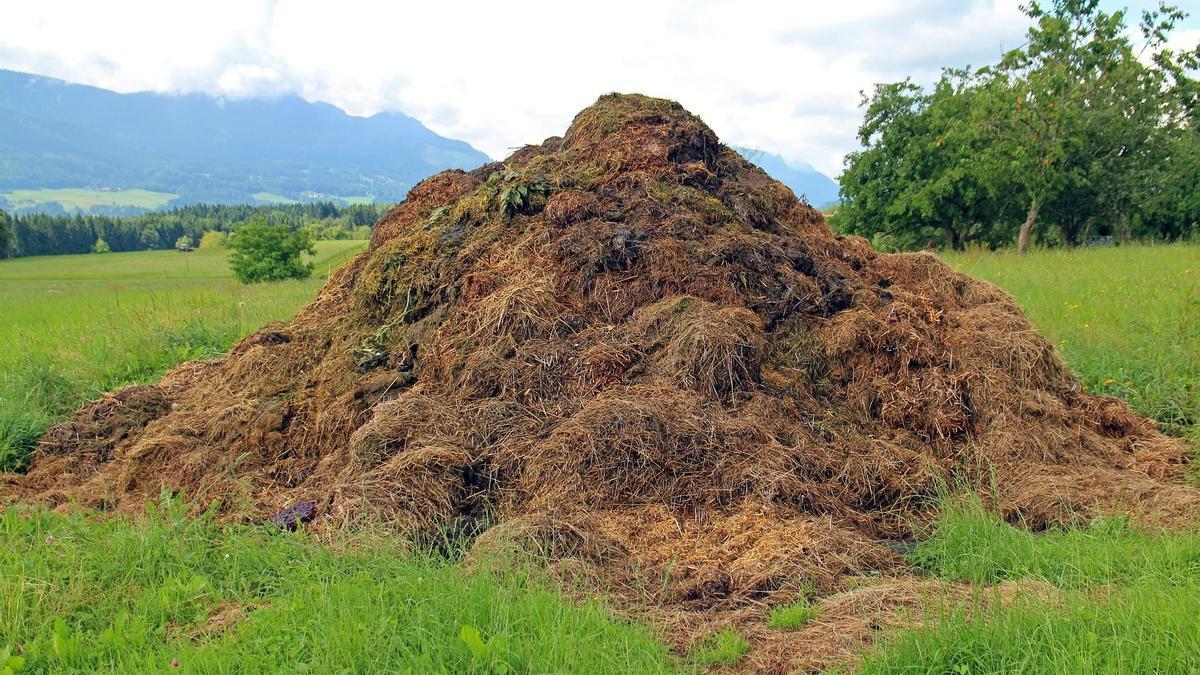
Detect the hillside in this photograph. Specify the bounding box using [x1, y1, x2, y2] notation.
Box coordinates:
[0, 69, 490, 212]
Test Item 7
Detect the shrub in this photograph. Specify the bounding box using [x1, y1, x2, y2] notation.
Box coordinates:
[198, 231, 227, 249]
[92, 238, 111, 254]
[227, 218, 315, 284]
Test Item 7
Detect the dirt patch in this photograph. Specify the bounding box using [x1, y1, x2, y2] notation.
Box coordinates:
[5, 93, 1195, 671]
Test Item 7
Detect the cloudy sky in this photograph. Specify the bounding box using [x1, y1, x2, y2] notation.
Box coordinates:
[2, 0, 1196, 177]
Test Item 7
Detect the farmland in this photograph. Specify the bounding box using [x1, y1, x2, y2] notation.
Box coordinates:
[0, 188, 179, 213]
[0, 241, 366, 470]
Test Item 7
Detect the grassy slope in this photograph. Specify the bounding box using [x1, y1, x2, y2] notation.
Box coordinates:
[0, 242, 366, 470]
[0, 188, 179, 211]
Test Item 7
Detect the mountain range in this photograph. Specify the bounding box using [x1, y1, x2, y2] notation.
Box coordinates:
[0, 68, 840, 214]
[0, 69, 489, 212]
[735, 147, 840, 208]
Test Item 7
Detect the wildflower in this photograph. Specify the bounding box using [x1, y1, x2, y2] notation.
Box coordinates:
[172, 659, 181, 668]
[1104, 379, 1116, 385]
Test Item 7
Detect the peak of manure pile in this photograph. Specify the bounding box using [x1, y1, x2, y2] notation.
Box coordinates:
[6, 93, 1195, 671]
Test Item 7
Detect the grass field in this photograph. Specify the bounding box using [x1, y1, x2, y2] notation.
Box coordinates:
[0, 242, 1198, 672]
[0, 241, 366, 470]
[942, 244, 1199, 439]
[0, 188, 179, 212]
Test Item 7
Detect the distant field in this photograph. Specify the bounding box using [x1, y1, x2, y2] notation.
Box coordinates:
[0, 187, 178, 212]
[250, 191, 299, 205]
[0, 241, 366, 469]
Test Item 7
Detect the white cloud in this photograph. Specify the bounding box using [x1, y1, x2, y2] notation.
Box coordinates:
[1, 0, 1163, 177]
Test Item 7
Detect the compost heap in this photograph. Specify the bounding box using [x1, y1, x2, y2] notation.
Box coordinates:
[7, 94, 1196, 667]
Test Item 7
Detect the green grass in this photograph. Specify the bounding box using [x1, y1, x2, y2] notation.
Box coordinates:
[907, 497, 1200, 588]
[1, 188, 178, 212]
[941, 243, 1200, 438]
[0, 499, 673, 674]
[689, 628, 748, 667]
[0, 241, 366, 471]
[766, 597, 820, 629]
[859, 584, 1200, 674]
[859, 496, 1200, 674]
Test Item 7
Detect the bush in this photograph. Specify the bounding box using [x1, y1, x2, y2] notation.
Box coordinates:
[198, 231, 227, 249]
[175, 235, 194, 251]
[91, 238, 110, 254]
[227, 219, 315, 284]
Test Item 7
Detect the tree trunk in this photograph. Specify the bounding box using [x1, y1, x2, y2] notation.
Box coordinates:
[1017, 198, 1041, 254]
[942, 225, 965, 251]
[1116, 212, 1132, 244]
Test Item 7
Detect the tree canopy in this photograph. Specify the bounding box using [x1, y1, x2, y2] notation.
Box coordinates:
[834, 0, 1200, 252]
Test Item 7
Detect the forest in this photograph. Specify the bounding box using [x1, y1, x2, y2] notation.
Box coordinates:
[0, 201, 387, 258]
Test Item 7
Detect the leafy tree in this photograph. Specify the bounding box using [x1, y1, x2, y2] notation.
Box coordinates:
[834, 76, 1009, 250]
[835, 0, 1198, 252]
[92, 238, 111, 254]
[0, 209, 12, 258]
[977, 0, 1196, 252]
[175, 235, 194, 250]
[227, 218, 315, 284]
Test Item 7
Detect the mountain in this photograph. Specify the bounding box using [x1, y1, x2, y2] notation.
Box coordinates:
[0, 69, 490, 213]
[736, 147, 840, 208]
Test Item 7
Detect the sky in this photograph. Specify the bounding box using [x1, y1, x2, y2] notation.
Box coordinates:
[1, 0, 1196, 178]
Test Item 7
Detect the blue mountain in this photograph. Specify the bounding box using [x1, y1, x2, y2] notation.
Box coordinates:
[0, 69, 490, 210]
[736, 147, 840, 208]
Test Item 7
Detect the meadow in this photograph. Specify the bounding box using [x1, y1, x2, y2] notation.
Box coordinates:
[0, 242, 1197, 672]
[0, 188, 179, 213]
[941, 244, 1199, 439]
[0, 241, 366, 470]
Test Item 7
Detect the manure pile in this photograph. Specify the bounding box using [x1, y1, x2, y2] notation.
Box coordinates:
[6, 94, 1196, 670]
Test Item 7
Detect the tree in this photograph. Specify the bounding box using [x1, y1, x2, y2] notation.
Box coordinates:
[0, 209, 12, 258]
[835, 0, 1198, 252]
[92, 238, 111, 254]
[227, 218, 315, 284]
[175, 235, 194, 251]
[834, 75, 1009, 250]
[978, 0, 1197, 252]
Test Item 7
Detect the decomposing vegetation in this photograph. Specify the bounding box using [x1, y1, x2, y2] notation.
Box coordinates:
[4, 93, 1195, 671]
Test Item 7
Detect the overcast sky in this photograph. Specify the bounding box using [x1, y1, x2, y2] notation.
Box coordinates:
[2, 1, 1196, 177]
